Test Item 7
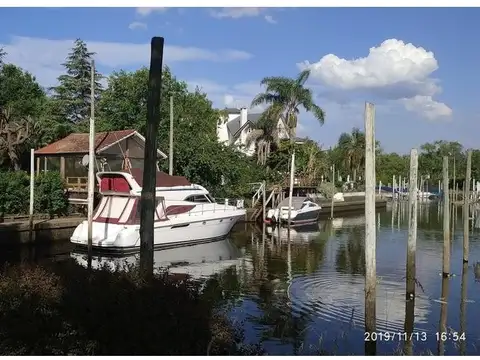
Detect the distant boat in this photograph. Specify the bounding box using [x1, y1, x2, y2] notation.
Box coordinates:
[70, 169, 246, 254]
[265, 196, 321, 226]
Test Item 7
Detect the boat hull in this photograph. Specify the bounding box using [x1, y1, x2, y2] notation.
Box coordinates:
[280, 208, 321, 225]
[70, 211, 245, 255]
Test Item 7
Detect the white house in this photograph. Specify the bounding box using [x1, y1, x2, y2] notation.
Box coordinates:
[217, 107, 291, 156]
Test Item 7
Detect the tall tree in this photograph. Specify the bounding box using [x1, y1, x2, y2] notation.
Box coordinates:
[337, 127, 366, 182]
[0, 47, 5, 66]
[0, 64, 46, 169]
[251, 69, 325, 138]
[52, 39, 103, 123]
[245, 108, 281, 165]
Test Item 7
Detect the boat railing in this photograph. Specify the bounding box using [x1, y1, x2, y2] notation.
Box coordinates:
[166, 201, 244, 218]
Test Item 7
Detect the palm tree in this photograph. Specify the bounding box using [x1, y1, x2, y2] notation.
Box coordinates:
[251, 69, 325, 139]
[337, 128, 366, 182]
[246, 108, 282, 165]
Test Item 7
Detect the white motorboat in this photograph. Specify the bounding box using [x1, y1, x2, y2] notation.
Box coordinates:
[266, 196, 322, 226]
[70, 169, 246, 254]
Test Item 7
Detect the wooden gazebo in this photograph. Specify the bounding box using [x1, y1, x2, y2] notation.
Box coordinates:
[34, 129, 167, 193]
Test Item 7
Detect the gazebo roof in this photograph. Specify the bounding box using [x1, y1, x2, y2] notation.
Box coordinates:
[34, 129, 167, 158]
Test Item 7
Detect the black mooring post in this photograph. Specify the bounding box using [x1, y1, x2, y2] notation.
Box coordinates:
[139, 37, 164, 278]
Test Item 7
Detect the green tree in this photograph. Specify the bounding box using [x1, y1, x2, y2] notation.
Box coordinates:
[251, 69, 325, 139]
[52, 39, 103, 123]
[418, 140, 464, 183]
[245, 110, 281, 166]
[0, 64, 46, 170]
[337, 127, 365, 182]
[0, 47, 5, 66]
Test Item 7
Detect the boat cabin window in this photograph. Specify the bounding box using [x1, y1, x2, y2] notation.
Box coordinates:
[133, 198, 166, 222]
[184, 194, 212, 203]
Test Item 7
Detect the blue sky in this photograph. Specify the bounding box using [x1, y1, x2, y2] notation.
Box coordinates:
[0, 7, 478, 153]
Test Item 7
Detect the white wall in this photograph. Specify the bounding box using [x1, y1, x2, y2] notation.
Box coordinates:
[217, 113, 239, 144]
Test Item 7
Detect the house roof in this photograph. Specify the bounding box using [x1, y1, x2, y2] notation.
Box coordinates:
[34, 129, 167, 159]
[226, 113, 263, 138]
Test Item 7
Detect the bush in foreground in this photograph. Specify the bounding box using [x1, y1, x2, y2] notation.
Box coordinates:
[0, 260, 263, 355]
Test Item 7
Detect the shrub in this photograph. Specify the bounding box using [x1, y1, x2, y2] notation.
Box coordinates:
[0, 171, 30, 215]
[34, 172, 69, 218]
[0, 171, 69, 217]
[0, 260, 263, 355]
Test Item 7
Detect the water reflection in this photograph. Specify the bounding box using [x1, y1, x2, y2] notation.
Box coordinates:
[228, 204, 480, 355]
[71, 239, 244, 280]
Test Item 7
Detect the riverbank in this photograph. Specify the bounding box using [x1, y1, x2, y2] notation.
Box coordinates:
[0, 217, 84, 245]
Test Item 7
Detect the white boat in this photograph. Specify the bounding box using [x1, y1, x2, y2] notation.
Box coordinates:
[266, 196, 322, 226]
[70, 169, 246, 253]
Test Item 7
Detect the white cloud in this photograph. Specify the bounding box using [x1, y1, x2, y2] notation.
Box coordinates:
[298, 39, 452, 121]
[402, 95, 452, 120]
[128, 21, 147, 30]
[209, 7, 265, 19]
[209, 7, 277, 23]
[188, 79, 266, 111]
[264, 15, 277, 24]
[1, 36, 253, 87]
[136, 7, 168, 17]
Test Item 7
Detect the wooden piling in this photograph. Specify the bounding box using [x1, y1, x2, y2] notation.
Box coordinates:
[406, 149, 418, 300]
[459, 261, 468, 355]
[364, 102, 376, 355]
[404, 148, 418, 356]
[28, 148, 35, 243]
[464, 149, 472, 263]
[140, 37, 165, 278]
[442, 156, 450, 277]
[437, 276, 450, 355]
[403, 288, 415, 355]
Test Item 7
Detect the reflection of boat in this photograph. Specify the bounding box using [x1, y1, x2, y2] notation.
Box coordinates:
[71, 239, 243, 279]
[266, 197, 321, 225]
[70, 169, 245, 254]
[266, 222, 322, 242]
[331, 215, 366, 229]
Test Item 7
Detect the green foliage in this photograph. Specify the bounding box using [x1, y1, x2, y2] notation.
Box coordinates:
[52, 39, 103, 124]
[0, 171, 30, 215]
[0, 64, 47, 170]
[0, 261, 264, 355]
[0, 171, 69, 216]
[34, 172, 69, 217]
[318, 182, 337, 199]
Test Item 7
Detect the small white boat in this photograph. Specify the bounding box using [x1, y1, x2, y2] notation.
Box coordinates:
[70, 169, 246, 254]
[266, 196, 322, 226]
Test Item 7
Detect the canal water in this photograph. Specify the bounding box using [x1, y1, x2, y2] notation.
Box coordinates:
[1, 202, 479, 355]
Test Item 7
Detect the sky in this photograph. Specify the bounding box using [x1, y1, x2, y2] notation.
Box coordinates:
[0, 7, 479, 154]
